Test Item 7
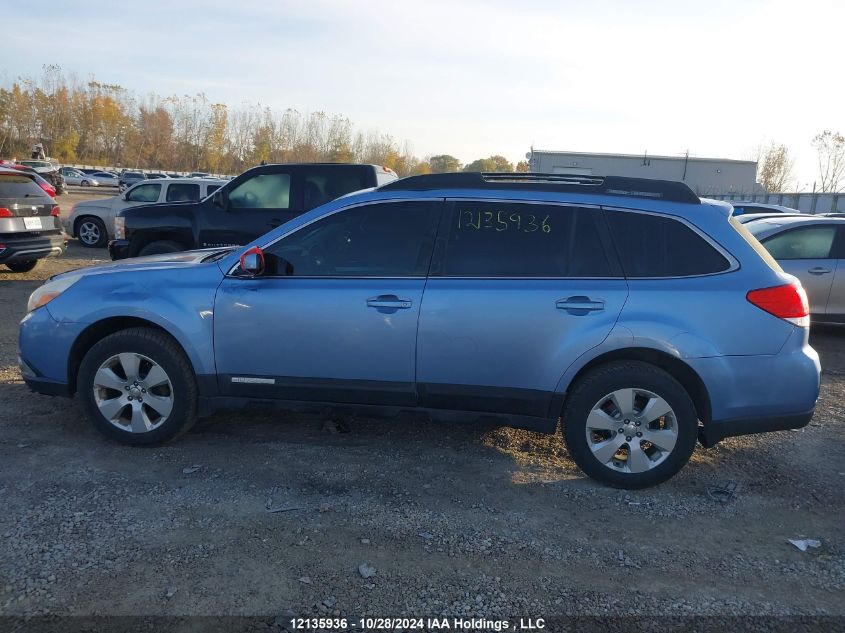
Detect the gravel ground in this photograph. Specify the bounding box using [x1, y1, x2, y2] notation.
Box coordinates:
[0, 239, 844, 622]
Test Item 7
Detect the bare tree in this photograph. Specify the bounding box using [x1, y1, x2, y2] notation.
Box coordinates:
[758, 142, 794, 192]
[812, 130, 845, 193]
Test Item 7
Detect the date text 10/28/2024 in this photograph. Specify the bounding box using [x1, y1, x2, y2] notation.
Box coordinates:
[290, 617, 546, 630]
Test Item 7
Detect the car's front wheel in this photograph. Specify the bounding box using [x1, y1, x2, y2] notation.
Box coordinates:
[78, 328, 198, 445]
[81, 179, 90, 187]
[563, 361, 698, 489]
[76, 217, 107, 248]
[5, 260, 39, 273]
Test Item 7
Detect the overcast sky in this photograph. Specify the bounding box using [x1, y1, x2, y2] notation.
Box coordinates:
[1, 0, 842, 187]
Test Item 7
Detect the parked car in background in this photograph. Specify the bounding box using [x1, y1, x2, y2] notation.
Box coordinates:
[0, 166, 65, 272]
[17, 159, 65, 194]
[110, 163, 398, 258]
[6, 164, 58, 198]
[746, 215, 845, 324]
[21, 172, 821, 489]
[729, 202, 801, 216]
[145, 172, 170, 179]
[89, 171, 120, 187]
[736, 212, 806, 224]
[67, 178, 226, 247]
[118, 171, 146, 192]
[60, 167, 99, 187]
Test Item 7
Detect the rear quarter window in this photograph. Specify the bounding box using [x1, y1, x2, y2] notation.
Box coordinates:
[606, 211, 731, 277]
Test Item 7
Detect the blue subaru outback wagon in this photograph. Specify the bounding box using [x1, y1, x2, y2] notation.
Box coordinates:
[19, 173, 821, 488]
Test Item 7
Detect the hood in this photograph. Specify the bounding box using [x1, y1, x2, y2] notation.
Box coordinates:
[73, 196, 118, 211]
[53, 248, 236, 281]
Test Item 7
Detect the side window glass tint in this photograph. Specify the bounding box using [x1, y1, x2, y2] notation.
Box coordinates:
[265, 202, 439, 277]
[763, 226, 836, 260]
[229, 173, 290, 209]
[166, 183, 200, 202]
[302, 168, 370, 211]
[126, 184, 161, 203]
[606, 211, 730, 277]
[440, 202, 613, 277]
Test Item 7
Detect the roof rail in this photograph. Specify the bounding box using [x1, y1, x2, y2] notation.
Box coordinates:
[378, 172, 701, 204]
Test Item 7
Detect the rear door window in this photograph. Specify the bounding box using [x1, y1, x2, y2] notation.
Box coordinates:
[302, 166, 372, 210]
[166, 183, 201, 202]
[605, 211, 731, 277]
[762, 226, 837, 259]
[436, 201, 616, 277]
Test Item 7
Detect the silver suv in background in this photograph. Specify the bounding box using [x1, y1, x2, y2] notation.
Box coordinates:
[66, 178, 226, 247]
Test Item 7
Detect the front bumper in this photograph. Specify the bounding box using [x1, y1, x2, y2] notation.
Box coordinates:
[108, 239, 130, 260]
[18, 354, 72, 396]
[0, 233, 65, 264]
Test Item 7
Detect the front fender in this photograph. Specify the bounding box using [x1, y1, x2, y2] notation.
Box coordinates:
[44, 267, 221, 378]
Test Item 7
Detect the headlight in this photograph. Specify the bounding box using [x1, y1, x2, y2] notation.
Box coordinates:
[27, 275, 81, 313]
[114, 216, 125, 239]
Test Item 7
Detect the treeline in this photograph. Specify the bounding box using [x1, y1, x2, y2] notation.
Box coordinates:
[0, 65, 526, 177]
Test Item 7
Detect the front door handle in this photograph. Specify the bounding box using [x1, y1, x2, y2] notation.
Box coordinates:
[268, 218, 283, 228]
[808, 267, 832, 275]
[367, 295, 413, 309]
[556, 296, 605, 313]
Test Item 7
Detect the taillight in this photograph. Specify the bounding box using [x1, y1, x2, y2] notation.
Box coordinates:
[747, 283, 810, 327]
[0, 208, 11, 217]
[51, 205, 60, 217]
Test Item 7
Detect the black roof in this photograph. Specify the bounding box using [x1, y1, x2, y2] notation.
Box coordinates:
[379, 172, 701, 204]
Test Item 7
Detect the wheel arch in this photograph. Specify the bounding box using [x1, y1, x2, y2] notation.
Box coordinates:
[67, 317, 193, 395]
[559, 347, 712, 426]
[130, 232, 190, 257]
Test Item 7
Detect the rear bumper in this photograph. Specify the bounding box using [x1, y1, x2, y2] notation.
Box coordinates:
[108, 239, 130, 260]
[699, 408, 814, 448]
[0, 233, 65, 263]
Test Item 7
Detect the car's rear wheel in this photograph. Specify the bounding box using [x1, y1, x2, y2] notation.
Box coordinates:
[5, 260, 39, 273]
[76, 217, 107, 248]
[138, 240, 184, 257]
[78, 327, 198, 446]
[563, 361, 698, 489]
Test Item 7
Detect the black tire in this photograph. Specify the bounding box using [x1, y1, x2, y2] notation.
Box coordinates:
[562, 361, 698, 489]
[77, 327, 198, 446]
[75, 216, 108, 248]
[81, 179, 90, 187]
[138, 240, 184, 257]
[5, 260, 39, 273]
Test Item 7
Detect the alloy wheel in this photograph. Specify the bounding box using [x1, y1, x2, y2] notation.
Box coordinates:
[585, 388, 678, 473]
[92, 353, 174, 433]
[78, 221, 101, 246]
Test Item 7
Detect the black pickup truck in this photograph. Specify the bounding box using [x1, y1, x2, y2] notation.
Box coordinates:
[108, 163, 398, 259]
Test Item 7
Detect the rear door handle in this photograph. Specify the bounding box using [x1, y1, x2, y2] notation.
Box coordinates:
[808, 267, 832, 275]
[367, 295, 413, 309]
[556, 296, 605, 313]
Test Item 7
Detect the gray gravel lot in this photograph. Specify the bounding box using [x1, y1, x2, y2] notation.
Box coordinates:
[1, 236, 844, 620]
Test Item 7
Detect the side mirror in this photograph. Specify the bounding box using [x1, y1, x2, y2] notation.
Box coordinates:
[239, 246, 265, 276]
[212, 189, 228, 209]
